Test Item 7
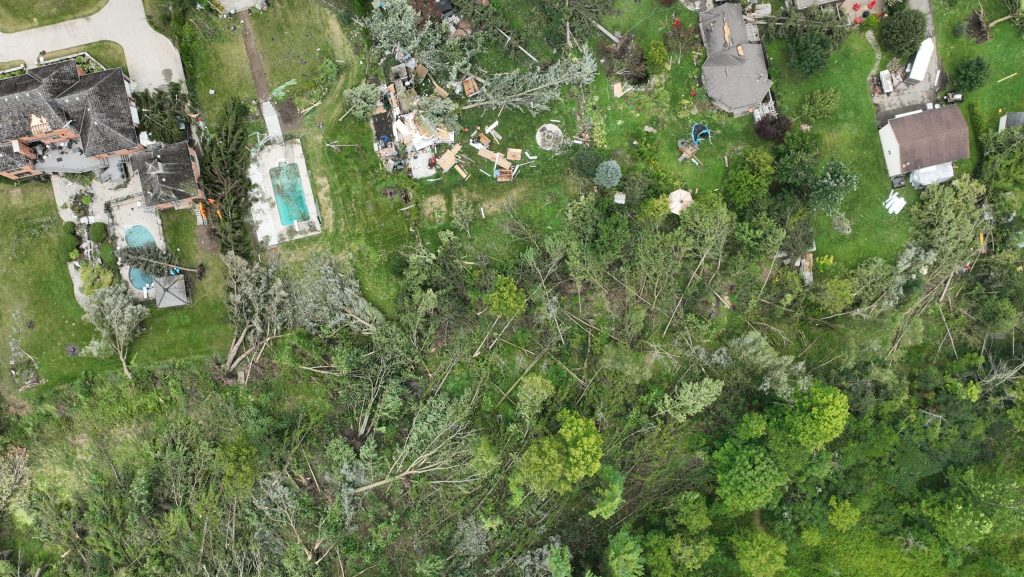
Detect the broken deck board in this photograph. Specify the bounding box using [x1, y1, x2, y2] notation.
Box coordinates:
[437, 143, 462, 173]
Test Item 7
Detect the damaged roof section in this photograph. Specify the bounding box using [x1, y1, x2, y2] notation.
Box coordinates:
[698, 3, 773, 116]
[130, 141, 202, 208]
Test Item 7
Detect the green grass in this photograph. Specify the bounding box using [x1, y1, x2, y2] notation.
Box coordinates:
[131, 210, 233, 365]
[933, 0, 1024, 171]
[0, 0, 106, 32]
[0, 183, 114, 390]
[186, 19, 257, 115]
[0, 186, 230, 395]
[43, 40, 127, 71]
[250, 0, 345, 107]
[766, 32, 911, 266]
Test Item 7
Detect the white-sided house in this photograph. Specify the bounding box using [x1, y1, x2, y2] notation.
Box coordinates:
[907, 37, 935, 84]
[878, 106, 969, 187]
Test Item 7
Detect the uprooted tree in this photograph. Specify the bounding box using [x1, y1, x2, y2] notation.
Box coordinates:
[118, 244, 200, 277]
[463, 48, 597, 113]
[222, 253, 294, 378]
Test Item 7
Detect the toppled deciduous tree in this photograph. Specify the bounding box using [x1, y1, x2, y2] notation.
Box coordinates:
[464, 48, 597, 113]
[292, 253, 382, 338]
[223, 253, 294, 377]
[82, 285, 150, 378]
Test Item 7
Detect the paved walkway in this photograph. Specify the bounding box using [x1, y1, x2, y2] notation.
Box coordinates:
[0, 0, 184, 89]
[908, 0, 935, 36]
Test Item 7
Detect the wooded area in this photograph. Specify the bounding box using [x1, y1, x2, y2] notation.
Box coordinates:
[0, 0, 1023, 576]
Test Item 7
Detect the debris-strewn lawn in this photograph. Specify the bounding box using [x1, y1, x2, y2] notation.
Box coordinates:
[766, 32, 912, 266]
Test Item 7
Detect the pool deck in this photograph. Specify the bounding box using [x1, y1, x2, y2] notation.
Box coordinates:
[51, 173, 166, 302]
[249, 139, 322, 247]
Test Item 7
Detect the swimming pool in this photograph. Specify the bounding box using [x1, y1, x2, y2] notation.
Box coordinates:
[124, 225, 156, 289]
[270, 162, 310, 226]
[125, 224, 156, 248]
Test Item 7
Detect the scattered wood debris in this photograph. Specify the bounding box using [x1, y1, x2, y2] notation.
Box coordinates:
[437, 144, 461, 173]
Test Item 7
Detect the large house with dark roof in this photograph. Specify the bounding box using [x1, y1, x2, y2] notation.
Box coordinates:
[0, 60, 142, 180]
[698, 3, 773, 117]
[878, 106, 970, 187]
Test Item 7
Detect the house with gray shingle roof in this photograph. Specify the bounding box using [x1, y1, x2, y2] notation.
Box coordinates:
[130, 141, 203, 210]
[698, 3, 773, 117]
[0, 60, 142, 180]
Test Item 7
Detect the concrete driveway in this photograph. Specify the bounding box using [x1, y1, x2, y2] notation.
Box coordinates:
[0, 0, 184, 90]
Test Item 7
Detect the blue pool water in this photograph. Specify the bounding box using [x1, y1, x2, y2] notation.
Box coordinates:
[124, 225, 156, 289]
[125, 225, 156, 248]
[129, 267, 154, 290]
[270, 162, 310, 226]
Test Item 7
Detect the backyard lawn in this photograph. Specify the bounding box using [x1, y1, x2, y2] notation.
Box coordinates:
[933, 0, 1024, 171]
[42, 40, 127, 71]
[0, 0, 106, 32]
[251, 0, 348, 110]
[766, 31, 912, 266]
[0, 185, 230, 395]
[186, 19, 256, 116]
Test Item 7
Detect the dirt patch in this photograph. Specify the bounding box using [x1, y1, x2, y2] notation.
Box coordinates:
[239, 11, 272, 101]
[480, 183, 526, 215]
[315, 175, 334, 233]
[196, 223, 221, 254]
[421, 194, 448, 222]
[276, 98, 302, 133]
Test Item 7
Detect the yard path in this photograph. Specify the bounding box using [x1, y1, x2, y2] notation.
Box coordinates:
[865, 30, 882, 75]
[907, 0, 936, 37]
[238, 11, 271, 101]
[0, 0, 183, 89]
[238, 10, 284, 140]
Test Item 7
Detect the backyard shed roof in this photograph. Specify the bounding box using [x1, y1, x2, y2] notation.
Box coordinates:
[153, 275, 190, 308]
[878, 107, 969, 176]
[999, 112, 1024, 131]
[698, 3, 773, 116]
[131, 141, 201, 207]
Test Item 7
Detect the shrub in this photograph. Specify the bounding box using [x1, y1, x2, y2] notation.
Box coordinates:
[754, 115, 793, 143]
[879, 9, 927, 57]
[68, 249, 80, 262]
[80, 263, 115, 296]
[88, 222, 108, 244]
[59, 229, 80, 260]
[62, 221, 77, 236]
[573, 147, 602, 177]
[953, 56, 990, 91]
[100, 243, 117, 268]
[789, 29, 832, 75]
[797, 87, 840, 121]
[645, 40, 669, 75]
[594, 160, 622, 189]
